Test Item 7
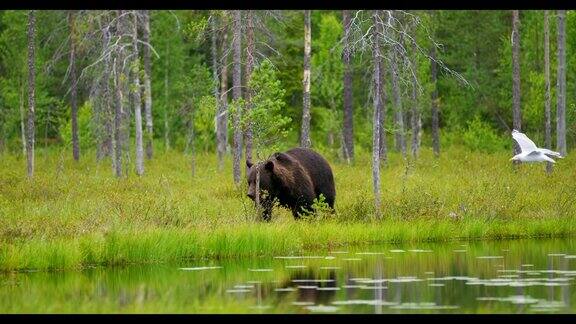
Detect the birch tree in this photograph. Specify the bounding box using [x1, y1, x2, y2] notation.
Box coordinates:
[94, 14, 114, 162]
[132, 11, 144, 176]
[544, 10, 553, 174]
[232, 10, 243, 184]
[556, 10, 566, 156]
[217, 14, 229, 170]
[511, 10, 522, 162]
[68, 10, 79, 161]
[19, 79, 26, 157]
[371, 10, 382, 219]
[300, 9, 312, 148]
[164, 43, 170, 151]
[112, 10, 127, 178]
[352, 11, 467, 161]
[342, 10, 354, 163]
[142, 10, 153, 160]
[211, 14, 222, 169]
[245, 10, 255, 172]
[379, 49, 387, 164]
[26, 10, 35, 178]
[410, 41, 421, 159]
[430, 44, 440, 158]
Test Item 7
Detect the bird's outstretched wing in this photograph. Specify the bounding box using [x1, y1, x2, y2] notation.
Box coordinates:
[538, 148, 564, 158]
[512, 129, 537, 153]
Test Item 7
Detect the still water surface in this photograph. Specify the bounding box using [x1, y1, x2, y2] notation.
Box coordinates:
[1, 238, 576, 313]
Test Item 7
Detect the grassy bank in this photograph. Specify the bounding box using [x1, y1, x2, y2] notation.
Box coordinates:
[1, 146, 576, 271]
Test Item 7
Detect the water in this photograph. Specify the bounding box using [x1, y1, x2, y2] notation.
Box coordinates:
[1, 238, 576, 313]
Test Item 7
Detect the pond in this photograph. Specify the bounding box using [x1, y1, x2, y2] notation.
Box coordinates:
[1, 238, 576, 313]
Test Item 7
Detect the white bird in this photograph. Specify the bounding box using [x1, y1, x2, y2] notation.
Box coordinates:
[510, 129, 563, 163]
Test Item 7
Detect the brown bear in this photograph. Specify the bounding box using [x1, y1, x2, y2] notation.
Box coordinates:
[246, 147, 336, 221]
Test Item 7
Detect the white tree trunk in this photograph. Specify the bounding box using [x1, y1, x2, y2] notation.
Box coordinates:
[512, 10, 522, 165]
[19, 82, 26, 157]
[245, 10, 254, 169]
[430, 45, 440, 158]
[113, 10, 125, 178]
[410, 43, 421, 159]
[218, 15, 229, 170]
[300, 10, 312, 148]
[132, 11, 144, 176]
[372, 11, 382, 220]
[26, 10, 36, 179]
[142, 10, 154, 160]
[556, 10, 567, 156]
[544, 11, 553, 174]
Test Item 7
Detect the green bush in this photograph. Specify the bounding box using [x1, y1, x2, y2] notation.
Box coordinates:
[462, 116, 507, 152]
[59, 101, 94, 150]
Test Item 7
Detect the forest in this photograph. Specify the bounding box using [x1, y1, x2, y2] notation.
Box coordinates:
[1, 10, 576, 272]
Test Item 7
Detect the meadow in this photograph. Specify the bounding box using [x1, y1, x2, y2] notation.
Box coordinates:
[1, 146, 576, 272]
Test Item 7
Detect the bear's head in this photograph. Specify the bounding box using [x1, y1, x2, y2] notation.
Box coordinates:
[246, 152, 292, 202]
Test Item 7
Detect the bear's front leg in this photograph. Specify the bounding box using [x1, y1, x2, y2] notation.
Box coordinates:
[262, 208, 272, 222]
[261, 199, 273, 222]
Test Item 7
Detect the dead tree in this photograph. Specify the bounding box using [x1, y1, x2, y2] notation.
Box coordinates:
[511, 10, 522, 165]
[410, 41, 421, 159]
[544, 11, 553, 174]
[232, 10, 243, 184]
[379, 47, 388, 165]
[27, 10, 36, 178]
[245, 10, 255, 173]
[556, 10, 567, 156]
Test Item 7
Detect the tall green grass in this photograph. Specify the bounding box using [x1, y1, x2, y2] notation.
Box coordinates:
[1, 146, 575, 271]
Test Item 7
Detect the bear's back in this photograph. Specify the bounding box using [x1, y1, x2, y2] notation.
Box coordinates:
[285, 147, 335, 207]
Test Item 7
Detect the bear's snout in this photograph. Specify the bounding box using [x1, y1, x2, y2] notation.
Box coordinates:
[247, 186, 256, 201]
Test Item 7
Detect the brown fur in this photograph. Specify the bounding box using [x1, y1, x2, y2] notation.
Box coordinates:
[246, 147, 336, 221]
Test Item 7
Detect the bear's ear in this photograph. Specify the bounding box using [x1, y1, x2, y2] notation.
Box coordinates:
[274, 152, 290, 163]
[246, 160, 253, 169]
[265, 160, 274, 171]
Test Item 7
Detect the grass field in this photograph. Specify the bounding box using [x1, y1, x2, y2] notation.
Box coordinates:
[1, 146, 575, 272]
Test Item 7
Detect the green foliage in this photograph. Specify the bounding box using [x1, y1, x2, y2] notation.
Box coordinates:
[462, 116, 508, 152]
[241, 59, 292, 158]
[299, 194, 335, 222]
[0, 10, 574, 157]
[194, 95, 217, 151]
[59, 101, 94, 150]
[311, 13, 343, 111]
[310, 13, 344, 152]
[184, 14, 209, 45]
[0, 10, 67, 148]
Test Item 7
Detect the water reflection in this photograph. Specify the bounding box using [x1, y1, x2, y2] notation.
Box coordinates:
[1, 238, 576, 313]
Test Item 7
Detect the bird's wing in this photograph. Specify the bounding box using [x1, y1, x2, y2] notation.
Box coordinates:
[538, 148, 564, 158]
[526, 151, 541, 157]
[526, 151, 555, 163]
[512, 130, 538, 153]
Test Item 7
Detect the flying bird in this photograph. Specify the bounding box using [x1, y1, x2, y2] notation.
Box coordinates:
[510, 129, 563, 163]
